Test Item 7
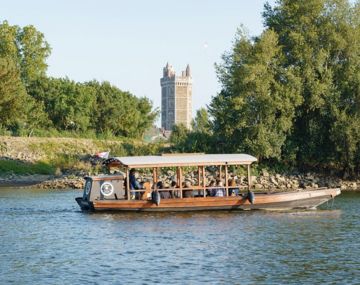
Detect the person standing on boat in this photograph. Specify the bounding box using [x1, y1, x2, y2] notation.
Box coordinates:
[129, 168, 141, 199]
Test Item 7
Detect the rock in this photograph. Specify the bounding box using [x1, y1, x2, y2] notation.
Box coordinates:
[270, 176, 278, 186]
[251, 176, 257, 184]
[311, 183, 318, 189]
[262, 170, 270, 177]
[255, 183, 263, 189]
[276, 174, 286, 183]
[55, 167, 62, 177]
[340, 184, 348, 190]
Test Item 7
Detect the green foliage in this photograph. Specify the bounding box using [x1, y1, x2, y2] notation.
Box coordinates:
[169, 124, 190, 152]
[28, 77, 96, 131]
[0, 21, 158, 139]
[191, 108, 211, 134]
[211, 28, 302, 160]
[0, 21, 50, 86]
[170, 118, 213, 153]
[0, 160, 55, 175]
[171, 0, 360, 177]
[262, 0, 360, 175]
[86, 80, 159, 138]
[0, 57, 28, 128]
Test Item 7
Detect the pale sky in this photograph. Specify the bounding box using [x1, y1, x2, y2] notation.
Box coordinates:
[1, 0, 275, 125]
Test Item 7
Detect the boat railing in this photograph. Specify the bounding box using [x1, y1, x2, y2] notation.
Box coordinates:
[125, 185, 248, 198]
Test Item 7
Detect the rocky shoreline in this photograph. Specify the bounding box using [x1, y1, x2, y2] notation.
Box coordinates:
[0, 174, 84, 189]
[1, 171, 360, 191]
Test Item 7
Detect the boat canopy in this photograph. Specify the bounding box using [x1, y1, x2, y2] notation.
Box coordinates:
[104, 154, 257, 168]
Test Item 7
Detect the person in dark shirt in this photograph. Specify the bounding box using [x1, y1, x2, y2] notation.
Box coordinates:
[157, 181, 172, 199]
[129, 168, 141, 199]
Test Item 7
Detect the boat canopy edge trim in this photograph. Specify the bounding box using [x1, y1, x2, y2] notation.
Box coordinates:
[104, 154, 257, 168]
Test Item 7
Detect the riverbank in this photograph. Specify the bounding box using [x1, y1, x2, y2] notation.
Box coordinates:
[1, 136, 360, 191]
[0, 135, 164, 188]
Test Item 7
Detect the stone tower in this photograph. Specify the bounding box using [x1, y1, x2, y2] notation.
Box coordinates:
[160, 63, 192, 130]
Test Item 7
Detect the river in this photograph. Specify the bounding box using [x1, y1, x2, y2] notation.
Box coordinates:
[0, 188, 359, 284]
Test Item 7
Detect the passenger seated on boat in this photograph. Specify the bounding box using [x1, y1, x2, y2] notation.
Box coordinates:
[206, 180, 216, 196]
[229, 178, 239, 196]
[183, 180, 194, 198]
[158, 181, 172, 199]
[129, 168, 142, 199]
[171, 180, 180, 198]
[211, 180, 225, 197]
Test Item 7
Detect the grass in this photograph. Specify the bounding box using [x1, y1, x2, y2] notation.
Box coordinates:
[0, 160, 55, 175]
[0, 135, 168, 176]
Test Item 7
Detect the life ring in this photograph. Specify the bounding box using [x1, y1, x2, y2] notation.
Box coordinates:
[100, 182, 114, 196]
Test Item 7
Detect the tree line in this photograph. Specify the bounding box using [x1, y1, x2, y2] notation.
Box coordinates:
[171, 0, 360, 177]
[0, 21, 158, 138]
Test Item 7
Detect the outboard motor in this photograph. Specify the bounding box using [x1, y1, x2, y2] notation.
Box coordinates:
[247, 191, 255, 204]
[152, 191, 161, 206]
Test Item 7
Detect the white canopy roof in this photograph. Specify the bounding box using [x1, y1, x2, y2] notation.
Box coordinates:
[108, 153, 257, 168]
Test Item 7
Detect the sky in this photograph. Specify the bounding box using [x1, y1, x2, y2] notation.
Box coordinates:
[1, 0, 275, 125]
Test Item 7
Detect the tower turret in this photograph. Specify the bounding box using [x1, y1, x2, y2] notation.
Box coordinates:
[185, 64, 191, 77]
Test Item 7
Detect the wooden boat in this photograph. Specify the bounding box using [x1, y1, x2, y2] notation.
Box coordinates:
[75, 153, 341, 212]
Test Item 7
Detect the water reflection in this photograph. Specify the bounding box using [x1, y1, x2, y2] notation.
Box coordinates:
[0, 188, 359, 285]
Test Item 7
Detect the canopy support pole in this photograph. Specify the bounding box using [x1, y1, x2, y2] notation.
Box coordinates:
[247, 164, 251, 191]
[153, 167, 157, 189]
[179, 167, 183, 198]
[197, 166, 201, 187]
[225, 165, 229, 196]
[202, 165, 206, 197]
[126, 167, 130, 200]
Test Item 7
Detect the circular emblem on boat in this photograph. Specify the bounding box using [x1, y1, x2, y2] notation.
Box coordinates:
[101, 182, 114, 196]
[85, 180, 92, 195]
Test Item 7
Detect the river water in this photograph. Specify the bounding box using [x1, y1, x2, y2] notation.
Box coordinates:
[0, 188, 359, 285]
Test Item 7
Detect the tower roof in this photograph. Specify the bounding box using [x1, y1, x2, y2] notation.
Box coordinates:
[186, 64, 191, 77]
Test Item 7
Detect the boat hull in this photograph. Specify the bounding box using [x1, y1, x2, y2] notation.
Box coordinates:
[76, 188, 341, 212]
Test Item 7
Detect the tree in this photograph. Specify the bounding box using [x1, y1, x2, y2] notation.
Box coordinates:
[192, 108, 211, 134]
[28, 77, 96, 132]
[0, 57, 27, 128]
[263, 0, 360, 174]
[169, 124, 190, 152]
[86, 81, 158, 138]
[17, 25, 51, 85]
[0, 21, 158, 138]
[210, 29, 302, 160]
[0, 21, 51, 87]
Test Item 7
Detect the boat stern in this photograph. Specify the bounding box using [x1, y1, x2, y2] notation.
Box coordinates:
[75, 197, 94, 211]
